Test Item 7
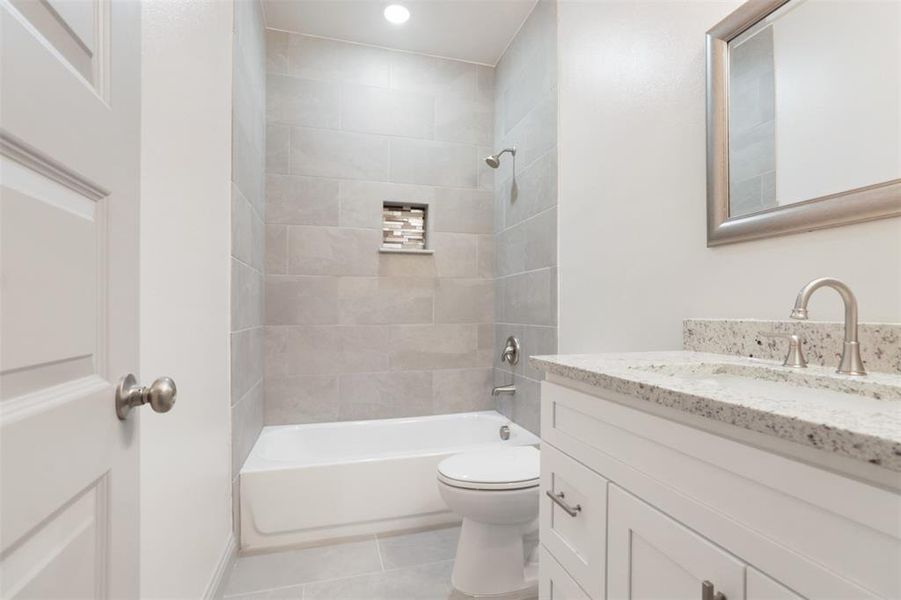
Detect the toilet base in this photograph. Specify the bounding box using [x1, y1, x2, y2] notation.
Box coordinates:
[450, 518, 538, 598]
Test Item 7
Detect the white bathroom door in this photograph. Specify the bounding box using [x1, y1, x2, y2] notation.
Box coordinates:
[0, 0, 142, 598]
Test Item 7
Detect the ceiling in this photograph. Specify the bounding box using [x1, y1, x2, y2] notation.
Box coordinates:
[260, 0, 538, 66]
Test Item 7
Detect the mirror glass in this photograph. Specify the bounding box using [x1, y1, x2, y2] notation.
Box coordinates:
[727, 0, 900, 218]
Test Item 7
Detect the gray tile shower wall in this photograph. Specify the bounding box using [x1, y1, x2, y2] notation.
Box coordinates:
[728, 26, 776, 216]
[264, 32, 496, 424]
[493, 0, 558, 435]
[231, 0, 266, 539]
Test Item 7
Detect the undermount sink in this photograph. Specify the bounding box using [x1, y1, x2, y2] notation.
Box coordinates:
[629, 361, 901, 404]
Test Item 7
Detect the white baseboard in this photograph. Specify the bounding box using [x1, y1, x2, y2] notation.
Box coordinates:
[204, 533, 237, 599]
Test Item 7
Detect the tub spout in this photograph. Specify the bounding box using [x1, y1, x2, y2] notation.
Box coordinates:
[492, 384, 516, 397]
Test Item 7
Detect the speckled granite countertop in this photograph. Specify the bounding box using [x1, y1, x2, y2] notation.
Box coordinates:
[530, 351, 901, 472]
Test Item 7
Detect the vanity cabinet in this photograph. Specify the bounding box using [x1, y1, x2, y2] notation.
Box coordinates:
[538, 380, 898, 600]
[606, 485, 743, 599]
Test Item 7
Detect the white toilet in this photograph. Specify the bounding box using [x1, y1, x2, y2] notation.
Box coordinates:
[437, 446, 540, 597]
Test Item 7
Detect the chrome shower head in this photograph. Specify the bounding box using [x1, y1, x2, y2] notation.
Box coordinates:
[484, 147, 516, 169]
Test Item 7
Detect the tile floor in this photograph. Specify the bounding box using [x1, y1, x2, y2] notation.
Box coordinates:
[221, 525, 476, 600]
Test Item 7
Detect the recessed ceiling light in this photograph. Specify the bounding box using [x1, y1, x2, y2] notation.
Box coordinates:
[384, 4, 410, 25]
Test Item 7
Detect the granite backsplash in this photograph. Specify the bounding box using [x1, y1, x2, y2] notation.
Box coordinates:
[683, 319, 901, 375]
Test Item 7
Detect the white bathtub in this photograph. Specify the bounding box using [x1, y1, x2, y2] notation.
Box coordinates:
[239, 411, 539, 551]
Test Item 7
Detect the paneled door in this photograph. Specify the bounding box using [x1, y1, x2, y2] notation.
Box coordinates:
[0, 0, 141, 598]
[607, 485, 745, 600]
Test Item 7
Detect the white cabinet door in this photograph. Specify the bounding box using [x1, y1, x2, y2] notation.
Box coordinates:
[0, 0, 141, 598]
[608, 485, 745, 600]
[747, 568, 804, 600]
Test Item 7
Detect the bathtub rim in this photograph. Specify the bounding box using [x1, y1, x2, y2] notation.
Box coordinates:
[241, 410, 540, 474]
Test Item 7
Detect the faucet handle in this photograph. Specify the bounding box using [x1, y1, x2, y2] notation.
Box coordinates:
[759, 331, 807, 369]
[500, 336, 520, 366]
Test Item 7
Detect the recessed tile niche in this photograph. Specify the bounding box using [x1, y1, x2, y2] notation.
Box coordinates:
[381, 203, 430, 252]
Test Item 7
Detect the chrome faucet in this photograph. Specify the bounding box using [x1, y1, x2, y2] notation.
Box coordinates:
[789, 277, 866, 376]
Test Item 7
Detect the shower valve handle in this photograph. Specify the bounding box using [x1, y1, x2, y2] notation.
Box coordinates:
[500, 336, 520, 366]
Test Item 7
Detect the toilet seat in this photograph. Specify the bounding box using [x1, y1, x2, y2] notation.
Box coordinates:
[438, 446, 539, 491]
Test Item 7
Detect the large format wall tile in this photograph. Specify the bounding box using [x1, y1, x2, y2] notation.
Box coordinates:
[267, 174, 340, 226]
[232, 183, 263, 269]
[267, 74, 340, 128]
[266, 275, 339, 325]
[435, 279, 494, 323]
[337, 371, 434, 420]
[266, 31, 390, 87]
[431, 233, 479, 278]
[389, 138, 478, 188]
[389, 51, 477, 97]
[432, 368, 494, 413]
[263, 32, 497, 425]
[265, 325, 391, 377]
[435, 95, 493, 146]
[377, 252, 437, 278]
[265, 225, 287, 274]
[266, 123, 291, 174]
[341, 84, 435, 139]
[292, 127, 390, 181]
[430, 189, 493, 235]
[524, 207, 557, 271]
[231, 258, 264, 331]
[233, 120, 265, 215]
[388, 324, 492, 370]
[338, 180, 437, 229]
[232, 0, 266, 540]
[286, 226, 382, 276]
[231, 326, 264, 404]
[500, 91, 557, 174]
[503, 149, 556, 229]
[265, 374, 339, 424]
[337, 277, 434, 325]
[232, 381, 264, 476]
[492, 0, 557, 436]
[502, 267, 557, 327]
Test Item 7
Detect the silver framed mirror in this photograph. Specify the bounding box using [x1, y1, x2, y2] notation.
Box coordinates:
[706, 0, 901, 246]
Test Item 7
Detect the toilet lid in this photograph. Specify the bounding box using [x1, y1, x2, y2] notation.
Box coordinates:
[438, 446, 539, 491]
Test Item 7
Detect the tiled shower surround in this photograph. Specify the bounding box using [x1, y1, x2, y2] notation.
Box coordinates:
[263, 31, 497, 424]
[728, 26, 776, 217]
[230, 0, 266, 536]
[493, 0, 559, 434]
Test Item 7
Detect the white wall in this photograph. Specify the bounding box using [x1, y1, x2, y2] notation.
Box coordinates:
[557, 0, 901, 354]
[140, 1, 234, 597]
[774, 0, 900, 204]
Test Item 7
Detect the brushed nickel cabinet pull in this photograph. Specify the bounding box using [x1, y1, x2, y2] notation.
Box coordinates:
[702, 581, 726, 600]
[546, 490, 581, 517]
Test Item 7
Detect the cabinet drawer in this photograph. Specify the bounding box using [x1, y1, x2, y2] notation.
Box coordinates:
[541, 443, 607, 600]
[540, 545, 592, 600]
[747, 567, 803, 600]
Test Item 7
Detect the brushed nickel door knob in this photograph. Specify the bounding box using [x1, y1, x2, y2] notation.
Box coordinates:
[116, 374, 177, 420]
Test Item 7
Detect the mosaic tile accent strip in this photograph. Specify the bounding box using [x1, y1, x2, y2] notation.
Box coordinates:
[683, 319, 901, 375]
[382, 203, 427, 250]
